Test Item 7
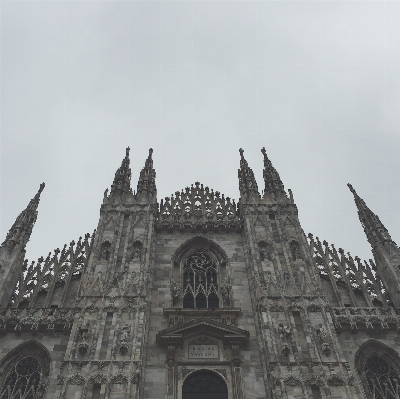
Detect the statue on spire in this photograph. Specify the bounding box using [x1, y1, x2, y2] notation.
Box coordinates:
[238, 148, 260, 200]
[261, 147, 287, 202]
[136, 148, 156, 202]
[348, 183, 394, 248]
[1, 183, 45, 253]
[108, 147, 132, 200]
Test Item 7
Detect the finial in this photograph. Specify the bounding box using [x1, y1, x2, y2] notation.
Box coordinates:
[38, 182, 45, 194]
[261, 147, 266, 155]
[347, 183, 356, 194]
[239, 148, 244, 156]
[149, 148, 153, 156]
[126, 147, 130, 156]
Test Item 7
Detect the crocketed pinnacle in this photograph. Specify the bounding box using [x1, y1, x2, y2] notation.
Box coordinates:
[2, 183, 45, 248]
[348, 183, 392, 247]
[110, 147, 132, 197]
[238, 148, 259, 199]
[136, 148, 156, 197]
[261, 147, 286, 200]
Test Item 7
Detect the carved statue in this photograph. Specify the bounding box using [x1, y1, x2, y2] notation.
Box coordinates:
[170, 281, 181, 304]
[220, 280, 232, 305]
[119, 324, 131, 355]
[278, 323, 291, 342]
[316, 324, 331, 355]
[290, 242, 302, 261]
[278, 323, 292, 355]
[131, 246, 141, 261]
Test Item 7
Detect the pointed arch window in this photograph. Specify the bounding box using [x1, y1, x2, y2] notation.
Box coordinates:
[0, 356, 42, 399]
[0, 342, 50, 399]
[365, 354, 400, 399]
[357, 341, 400, 399]
[182, 251, 219, 309]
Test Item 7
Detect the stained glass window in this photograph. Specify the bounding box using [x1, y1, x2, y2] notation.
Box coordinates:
[182, 252, 219, 309]
[182, 371, 227, 399]
[365, 354, 400, 399]
[0, 356, 42, 399]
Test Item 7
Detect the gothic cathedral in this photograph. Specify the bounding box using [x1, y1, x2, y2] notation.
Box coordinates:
[0, 148, 399, 399]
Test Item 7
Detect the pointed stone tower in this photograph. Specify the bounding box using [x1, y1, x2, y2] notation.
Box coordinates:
[348, 183, 400, 307]
[56, 148, 157, 399]
[239, 148, 360, 399]
[0, 183, 44, 308]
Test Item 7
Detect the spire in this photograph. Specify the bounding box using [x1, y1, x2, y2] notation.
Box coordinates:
[136, 148, 156, 200]
[109, 147, 132, 197]
[238, 148, 259, 199]
[261, 147, 287, 201]
[348, 183, 393, 248]
[1, 183, 45, 252]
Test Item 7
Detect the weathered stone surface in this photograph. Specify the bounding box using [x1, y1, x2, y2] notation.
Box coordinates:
[0, 148, 398, 399]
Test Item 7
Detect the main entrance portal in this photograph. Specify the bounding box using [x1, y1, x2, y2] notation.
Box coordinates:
[182, 370, 228, 399]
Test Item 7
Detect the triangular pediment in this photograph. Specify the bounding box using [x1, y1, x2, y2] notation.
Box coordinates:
[156, 317, 249, 346]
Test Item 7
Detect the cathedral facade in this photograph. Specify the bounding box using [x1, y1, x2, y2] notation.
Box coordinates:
[0, 147, 399, 399]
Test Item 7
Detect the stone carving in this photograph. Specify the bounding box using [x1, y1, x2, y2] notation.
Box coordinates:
[78, 322, 90, 355]
[278, 323, 292, 355]
[112, 324, 132, 357]
[170, 281, 180, 305]
[220, 279, 232, 306]
[119, 324, 131, 355]
[290, 241, 302, 261]
[158, 182, 240, 229]
[315, 324, 331, 356]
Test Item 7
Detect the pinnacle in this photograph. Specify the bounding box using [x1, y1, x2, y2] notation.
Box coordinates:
[347, 183, 356, 195]
[109, 147, 132, 197]
[261, 147, 286, 200]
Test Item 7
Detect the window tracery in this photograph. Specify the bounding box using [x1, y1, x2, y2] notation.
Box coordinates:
[0, 356, 42, 399]
[182, 251, 219, 309]
[0, 342, 50, 399]
[356, 341, 400, 399]
[365, 354, 400, 399]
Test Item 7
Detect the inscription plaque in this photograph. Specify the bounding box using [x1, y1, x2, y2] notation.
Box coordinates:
[188, 345, 219, 359]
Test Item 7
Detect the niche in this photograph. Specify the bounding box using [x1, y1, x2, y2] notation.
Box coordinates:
[289, 240, 302, 261]
[258, 241, 272, 262]
[99, 241, 111, 261]
[129, 241, 143, 262]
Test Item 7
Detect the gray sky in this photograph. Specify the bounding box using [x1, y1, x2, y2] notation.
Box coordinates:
[1, 1, 399, 265]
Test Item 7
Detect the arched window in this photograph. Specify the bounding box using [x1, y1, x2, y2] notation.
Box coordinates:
[0, 342, 50, 399]
[182, 370, 228, 399]
[365, 354, 400, 399]
[356, 341, 400, 399]
[182, 251, 219, 309]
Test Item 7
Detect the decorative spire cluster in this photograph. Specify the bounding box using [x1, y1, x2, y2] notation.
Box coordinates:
[261, 147, 287, 201]
[136, 148, 156, 198]
[109, 147, 132, 197]
[1, 183, 45, 252]
[238, 148, 259, 199]
[348, 183, 393, 248]
[158, 182, 240, 229]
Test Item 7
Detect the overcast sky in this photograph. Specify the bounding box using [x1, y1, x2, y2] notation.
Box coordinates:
[1, 1, 399, 265]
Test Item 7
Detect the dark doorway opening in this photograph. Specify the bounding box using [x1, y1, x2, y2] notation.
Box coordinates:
[182, 370, 228, 399]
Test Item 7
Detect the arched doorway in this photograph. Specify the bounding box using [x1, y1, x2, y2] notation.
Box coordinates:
[182, 370, 228, 399]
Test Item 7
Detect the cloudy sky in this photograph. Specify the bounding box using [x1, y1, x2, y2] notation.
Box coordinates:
[1, 1, 399, 264]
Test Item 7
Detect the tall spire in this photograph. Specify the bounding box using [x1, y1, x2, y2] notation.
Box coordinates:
[261, 147, 287, 201]
[1, 183, 45, 252]
[109, 147, 132, 198]
[136, 148, 156, 201]
[348, 183, 393, 248]
[238, 148, 259, 200]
